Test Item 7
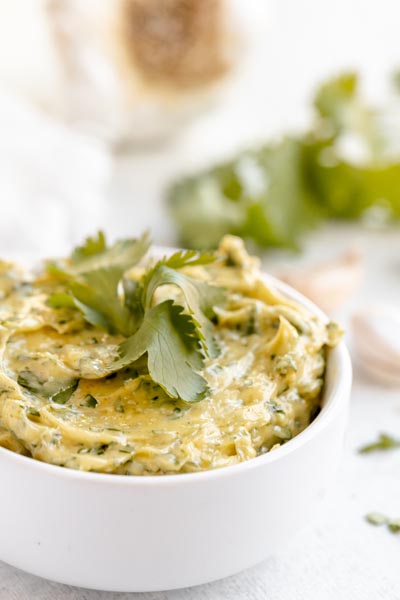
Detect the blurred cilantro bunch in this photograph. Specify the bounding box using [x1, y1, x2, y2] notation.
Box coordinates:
[168, 72, 400, 250]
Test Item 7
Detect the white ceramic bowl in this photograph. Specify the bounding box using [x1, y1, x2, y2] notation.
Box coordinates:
[0, 275, 351, 592]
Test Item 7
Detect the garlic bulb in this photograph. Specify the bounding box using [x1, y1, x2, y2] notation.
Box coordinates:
[278, 250, 364, 314]
[352, 305, 400, 386]
[0, 1, 271, 145]
[46, 0, 238, 145]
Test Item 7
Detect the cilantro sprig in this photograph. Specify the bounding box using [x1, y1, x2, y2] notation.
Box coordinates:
[113, 251, 224, 401]
[48, 231, 151, 335]
[47, 232, 225, 402]
[169, 71, 400, 250]
[359, 432, 400, 454]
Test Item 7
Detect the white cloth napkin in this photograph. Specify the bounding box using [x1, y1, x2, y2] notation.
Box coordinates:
[0, 90, 110, 262]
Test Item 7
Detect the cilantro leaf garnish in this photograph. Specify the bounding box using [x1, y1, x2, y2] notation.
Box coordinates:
[140, 251, 224, 358]
[113, 250, 225, 400]
[47, 292, 76, 309]
[71, 231, 106, 263]
[68, 268, 137, 335]
[114, 301, 208, 402]
[48, 232, 150, 336]
[47, 235, 225, 402]
[69, 230, 151, 275]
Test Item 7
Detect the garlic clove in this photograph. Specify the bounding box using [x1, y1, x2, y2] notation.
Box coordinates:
[355, 345, 400, 386]
[352, 305, 400, 386]
[278, 250, 363, 313]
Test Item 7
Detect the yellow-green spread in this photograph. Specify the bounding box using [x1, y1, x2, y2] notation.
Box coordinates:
[0, 236, 340, 475]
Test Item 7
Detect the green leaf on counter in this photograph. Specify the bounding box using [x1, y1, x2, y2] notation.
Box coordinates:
[359, 432, 400, 454]
[366, 512, 389, 526]
[366, 512, 400, 534]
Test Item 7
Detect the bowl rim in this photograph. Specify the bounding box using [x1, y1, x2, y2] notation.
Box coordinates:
[0, 271, 352, 486]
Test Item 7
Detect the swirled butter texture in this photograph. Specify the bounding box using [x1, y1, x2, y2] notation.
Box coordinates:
[0, 237, 340, 475]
